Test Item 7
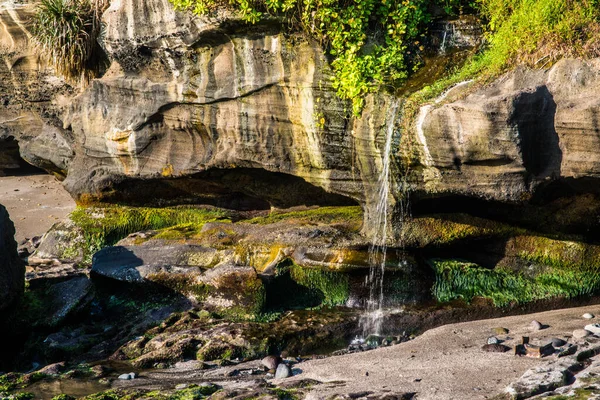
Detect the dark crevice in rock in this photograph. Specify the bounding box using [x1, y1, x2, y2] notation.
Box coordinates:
[0, 136, 47, 176]
[410, 188, 600, 240]
[86, 167, 359, 210]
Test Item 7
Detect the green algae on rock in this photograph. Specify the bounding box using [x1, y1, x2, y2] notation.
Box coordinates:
[35, 206, 232, 265]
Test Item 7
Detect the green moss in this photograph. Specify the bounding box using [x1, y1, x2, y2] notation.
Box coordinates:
[169, 384, 219, 400]
[511, 236, 600, 270]
[146, 272, 211, 302]
[401, 214, 524, 248]
[69, 206, 231, 263]
[269, 388, 300, 400]
[5, 393, 35, 400]
[431, 258, 600, 307]
[286, 264, 349, 307]
[51, 395, 76, 400]
[245, 206, 363, 230]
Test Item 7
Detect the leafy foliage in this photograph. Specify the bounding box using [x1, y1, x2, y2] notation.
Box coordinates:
[170, 0, 432, 115]
[32, 0, 106, 80]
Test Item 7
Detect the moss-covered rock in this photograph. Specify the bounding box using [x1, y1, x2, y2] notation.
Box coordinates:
[35, 206, 232, 265]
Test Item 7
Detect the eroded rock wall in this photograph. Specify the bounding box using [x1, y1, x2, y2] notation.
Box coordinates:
[0, 2, 74, 176]
[58, 0, 397, 236]
[404, 60, 600, 236]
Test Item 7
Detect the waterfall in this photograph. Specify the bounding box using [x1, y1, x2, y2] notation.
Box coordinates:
[359, 99, 400, 336]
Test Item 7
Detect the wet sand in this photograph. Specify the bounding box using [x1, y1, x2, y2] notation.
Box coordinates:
[0, 174, 76, 243]
[287, 304, 600, 399]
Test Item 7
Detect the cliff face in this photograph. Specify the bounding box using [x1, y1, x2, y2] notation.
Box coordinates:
[406, 60, 600, 236]
[4, 0, 600, 239]
[0, 2, 74, 177]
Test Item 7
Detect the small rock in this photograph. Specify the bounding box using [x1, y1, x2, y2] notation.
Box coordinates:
[37, 362, 66, 375]
[550, 338, 567, 347]
[261, 355, 282, 370]
[583, 313, 595, 319]
[175, 384, 188, 390]
[585, 324, 600, 334]
[275, 363, 291, 379]
[90, 365, 110, 378]
[530, 320, 543, 331]
[481, 344, 510, 353]
[118, 372, 136, 380]
[487, 336, 500, 345]
[492, 327, 509, 335]
[573, 329, 591, 339]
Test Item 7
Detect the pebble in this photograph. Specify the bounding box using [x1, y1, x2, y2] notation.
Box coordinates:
[492, 327, 509, 335]
[275, 363, 291, 379]
[584, 324, 600, 334]
[481, 344, 510, 353]
[261, 355, 282, 370]
[573, 329, 591, 339]
[175, 384, 188, 390]
[530, 320, 543, 331]
[118, 372, 136, 380]
[487, 336, 500, 345]
[583, 313, 595, 319]
[551, 338, 567, 347]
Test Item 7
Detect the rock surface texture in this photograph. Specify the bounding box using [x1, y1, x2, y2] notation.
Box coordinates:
[5, 0, 600, 239]
[0, 204, 24, 310]
[0, 3, 74, 177]
[407, 60, 600, 237]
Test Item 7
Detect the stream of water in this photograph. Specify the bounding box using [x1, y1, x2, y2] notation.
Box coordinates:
[359, 100, 401, 337]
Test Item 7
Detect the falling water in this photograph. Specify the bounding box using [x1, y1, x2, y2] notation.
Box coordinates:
[359, 100, 400, 336]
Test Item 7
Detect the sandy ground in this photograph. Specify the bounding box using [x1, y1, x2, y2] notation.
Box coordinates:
[0, 174, 75, 243]
[288, 304, 600, 399]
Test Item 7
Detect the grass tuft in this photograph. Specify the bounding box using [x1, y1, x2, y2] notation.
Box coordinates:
[32, 0, 107, 81]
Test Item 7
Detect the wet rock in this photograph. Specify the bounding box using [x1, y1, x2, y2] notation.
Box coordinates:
[583, 313, 595, 319]
[585, 324, 600, 335]
[275, 363, 291, 379]
[487, 337, 500, 345]
[506, 360, 572, 399]
[90, 365, 110, 378]
[261, 355, 282, 370]
[44, 276, 94, 326]
[573, 329, 590, 339]
[36, 362, 66, 376]
[198, 264, 265, 318]
[481, 344, 510, 352]
[18, 236, 42, 258]
[34, 220, 86, 264]
[530, 320, 543, 331]
[118, 372, 136, 380]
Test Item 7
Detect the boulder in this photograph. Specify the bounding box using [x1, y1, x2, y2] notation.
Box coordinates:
[0, 204, 24, 310]
[44, 277, 94, 326]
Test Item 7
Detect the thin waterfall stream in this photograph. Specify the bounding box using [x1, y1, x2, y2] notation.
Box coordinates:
[359, 99, 401, 337]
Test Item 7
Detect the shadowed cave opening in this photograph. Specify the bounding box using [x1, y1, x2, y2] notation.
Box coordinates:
[411, 177, 600, 240]
[0, 137, 47, 176]
[97, 167, 359, 211]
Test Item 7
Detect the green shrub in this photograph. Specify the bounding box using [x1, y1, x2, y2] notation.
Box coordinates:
[32, 0, 106, 80]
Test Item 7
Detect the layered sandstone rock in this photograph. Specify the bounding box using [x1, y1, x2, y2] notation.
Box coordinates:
[0, 2, 74, 177]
